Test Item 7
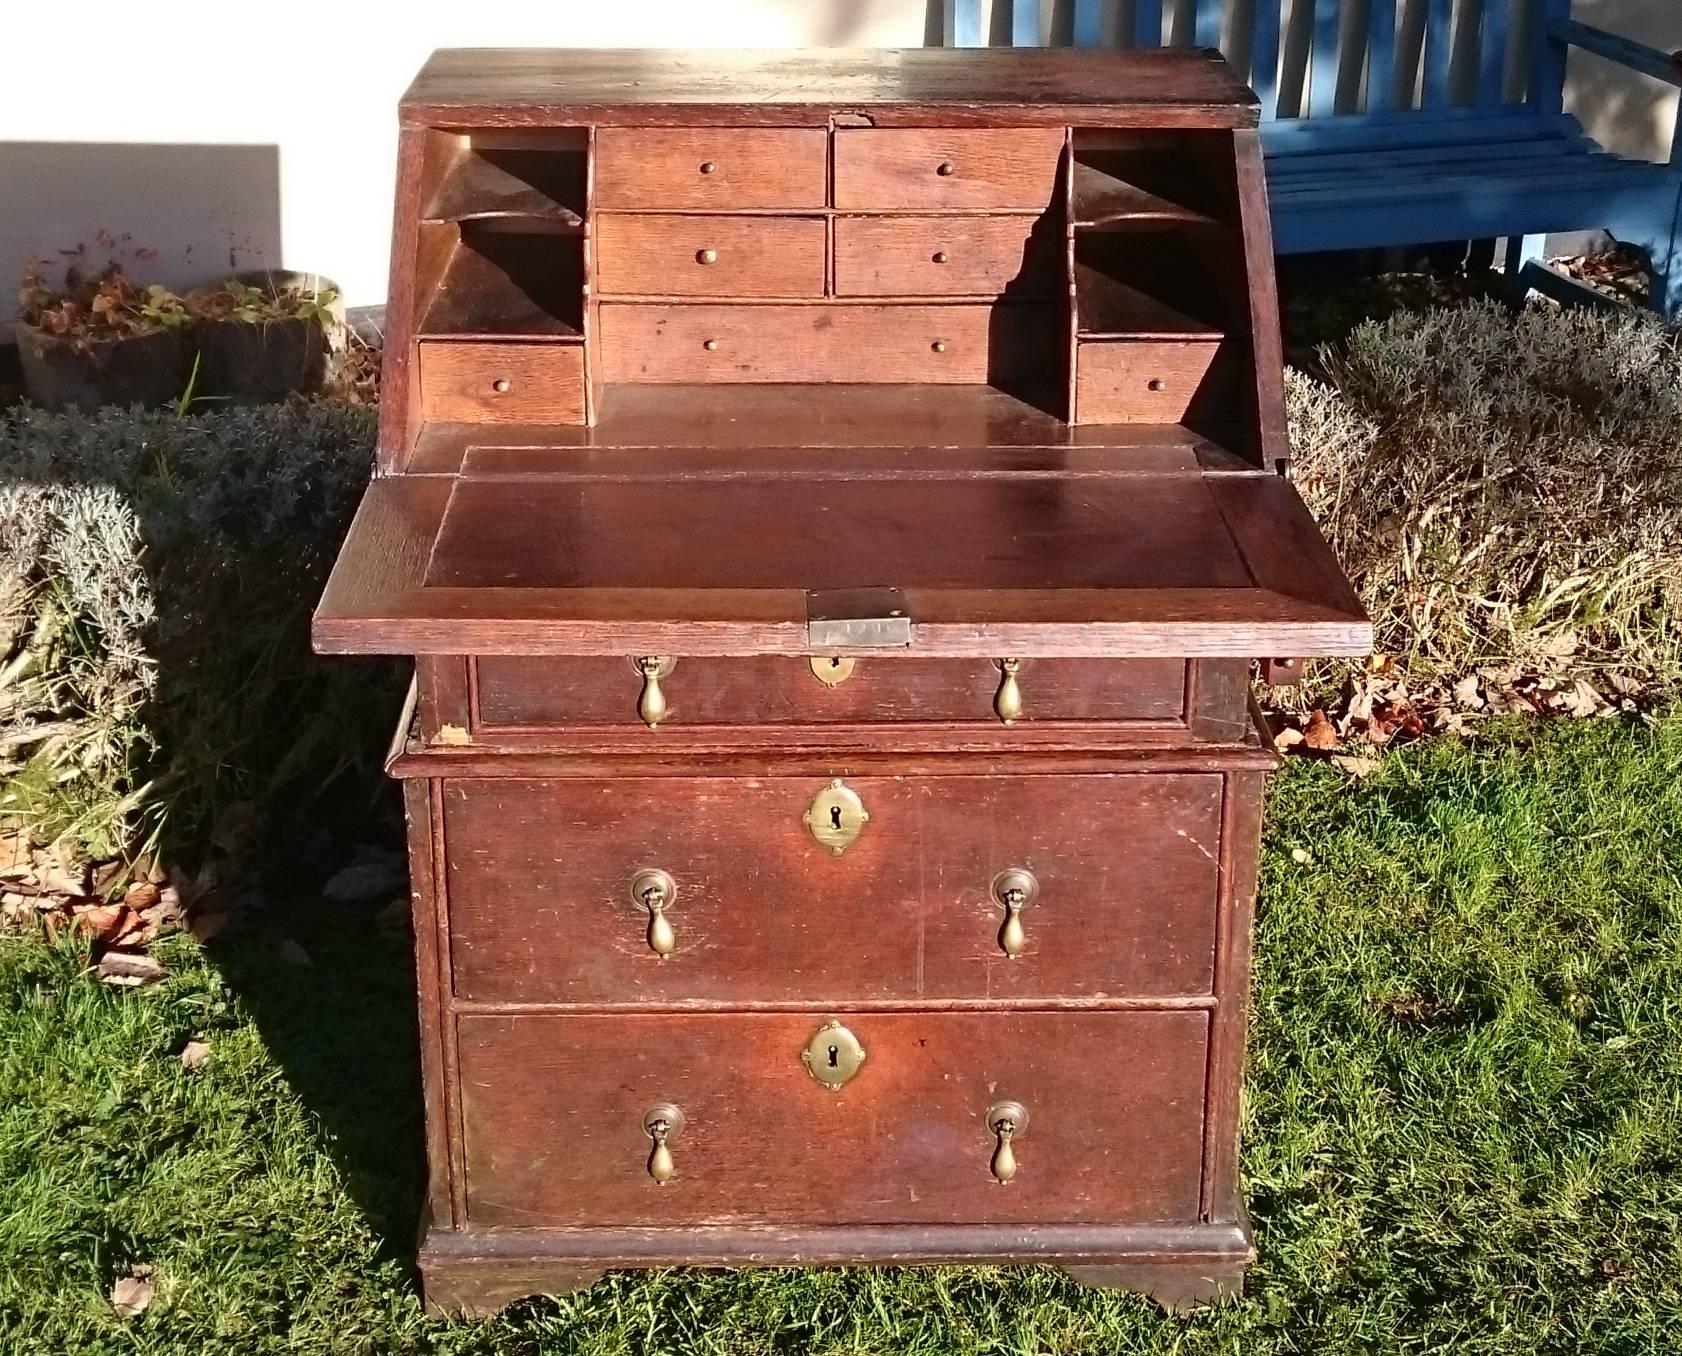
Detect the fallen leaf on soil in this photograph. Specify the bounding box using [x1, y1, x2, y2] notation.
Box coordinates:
[1451, 674, 1483, 710]
[0, 831, 33, 880]
[1302, 709, 1340, 752]
[1332, 754, 1382, 779]
[73, 904, 130, 943]
[97, 951, 167, 986]
[109, 1268, 154, 1318]
[179, 1039, 211, 1071]
[277, 939, 312, 967]
[1272, 725, 1305, 753]
[1290, 847, 1313, 865]
[124, 880, 160, 912]
[35, 851, 88, 898]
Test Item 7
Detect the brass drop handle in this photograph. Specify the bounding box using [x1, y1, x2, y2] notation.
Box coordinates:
[987, 1100, 1028, 1184]
[994, 658, 1023, 724]
[634, 655, 675, 727]
[643, 1103, 685, 1184]
[630, 868, 677, 958]
[991, 867, 1039, 959]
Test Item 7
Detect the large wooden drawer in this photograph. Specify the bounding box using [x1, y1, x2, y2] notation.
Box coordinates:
[458, 1009, 1208, 1226]
[594, 128, 827, 209]
[834, 215, 1060, 297]
[443, 773, 1222, 1004]
[473, 655, 1190, 730]
[596, 301, 1055, 383]
[594, 214, 826, 298]
[833, 128, 1064, 210]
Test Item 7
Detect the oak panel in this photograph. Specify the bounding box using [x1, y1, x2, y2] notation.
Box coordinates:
[833, 216, 1059, 296]
[594, 128, 827, 209]
[594, 214, 826, 298]
[833, 128, 1065, 210]
[418, 341, 585, 424]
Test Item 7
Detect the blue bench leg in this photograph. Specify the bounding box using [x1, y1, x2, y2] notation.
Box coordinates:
[1608, 184, 1682, 322]
[1503, 234, 1545, 303]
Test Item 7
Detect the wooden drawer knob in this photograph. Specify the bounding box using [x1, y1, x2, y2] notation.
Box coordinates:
[931, 250, 949, 264]
[931, 340, 948, 354]
[490, 377, 511, 394]
[936, 160, 956, 176]
[696, 248, 718, 265]
[698, 160, 717, 174]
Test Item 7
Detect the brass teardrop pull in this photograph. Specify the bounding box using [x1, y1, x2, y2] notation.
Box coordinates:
[630, 868, 677, 958]
[633, 656, 676, 727]
[991, 867, 1039, 959]
[993, 658, 1023, 724]
[643, 1103, 684, 1184]
[987, 1100, 1028, 1184]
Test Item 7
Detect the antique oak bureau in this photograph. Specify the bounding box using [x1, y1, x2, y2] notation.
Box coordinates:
[314, 48, 1370, 1314]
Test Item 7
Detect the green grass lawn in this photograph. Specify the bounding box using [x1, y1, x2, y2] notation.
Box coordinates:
[2, 715, 1679, 1355]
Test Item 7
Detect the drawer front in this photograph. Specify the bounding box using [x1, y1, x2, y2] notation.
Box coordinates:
[475, 655, 1187, 729]
[596, 301, 1053, 383]
[417, 341, 584, 424]
[833, 128, 1064, 210]
[443, 773, 1221, 1004]
[594, 128, 827, 210]
[460, 1010, 1208, 1226]
[594, 214, 826, 298]
[834, 216, 1060, 297]
[1076, 340, 1227, 423]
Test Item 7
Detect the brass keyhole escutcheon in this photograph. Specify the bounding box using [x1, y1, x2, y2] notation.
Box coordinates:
[804, 779, 868, 854]
[986, 1100, 1028, 1184]
[809, 655, 856, 687]
[801, 1020, 865, 1090]
[991, 867, 1039, 959]
[993, 658, 1023, 724]
[630, 868, 677, 958]
[643, 1103, 685, 1184]
[631, 655, 677, 727]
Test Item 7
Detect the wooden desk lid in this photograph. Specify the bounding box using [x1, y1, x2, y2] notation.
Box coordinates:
[402, 48, 1259, 130]
[313, 453, 1370, 659]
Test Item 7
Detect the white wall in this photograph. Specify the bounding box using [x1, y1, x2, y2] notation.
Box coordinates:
[0, 0, 1675, 319]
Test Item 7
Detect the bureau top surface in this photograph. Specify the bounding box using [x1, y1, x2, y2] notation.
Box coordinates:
[401, 47, 1259, 128]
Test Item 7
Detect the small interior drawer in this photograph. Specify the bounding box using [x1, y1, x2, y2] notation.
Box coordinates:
[832, 128, 1064, 210]
[594, 214, 825, 298]
[595, 301, 1054, 384]
[459, 1009, 1209, 1227]
[833, 215, 1059, 297]
[1076, 339, 1230, 423]
[416, 340, 584, 424]
[593, 128, 828, 209]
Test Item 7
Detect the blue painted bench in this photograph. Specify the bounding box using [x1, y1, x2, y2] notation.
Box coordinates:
[946, 0, 1682, 318]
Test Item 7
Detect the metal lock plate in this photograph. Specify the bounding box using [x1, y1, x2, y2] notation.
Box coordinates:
[801, 1020, 866, 1090]
[803, 779, 869, 854]
[809, 656, 857, 687]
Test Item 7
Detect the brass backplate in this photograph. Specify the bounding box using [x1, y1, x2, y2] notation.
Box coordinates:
[804, 779, 869, 854]
[809, 656, 857, 687]
[801, 1020, 866, 1090]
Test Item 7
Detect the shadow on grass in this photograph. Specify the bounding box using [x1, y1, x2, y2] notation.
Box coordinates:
[204, 889, 427, 1265]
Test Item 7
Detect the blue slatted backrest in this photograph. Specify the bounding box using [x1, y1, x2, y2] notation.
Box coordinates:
[943, 0, 1555, 123]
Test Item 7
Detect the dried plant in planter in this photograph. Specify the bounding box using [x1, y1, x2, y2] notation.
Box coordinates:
[15, 256, 193, 411]
[187, 271, 342, 404]
[1282, 299, 1682, 733]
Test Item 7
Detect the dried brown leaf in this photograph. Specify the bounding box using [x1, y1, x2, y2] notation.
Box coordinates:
[123, 880, 160, 912]
[73, 903, 129, 943]
[109, 1270, 154, 1318]
[1272, 725, 1305, 753]
[179, 1039, 211, 1071]
[1302, 709, 1340, 752]
[1331, 754, 1383, 779]
[96, 950, 166, 986]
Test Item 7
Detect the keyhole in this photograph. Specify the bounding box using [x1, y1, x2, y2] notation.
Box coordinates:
[827, 1045, 840, 1068]
[830, 805, 842, 830]
[829, 657, 843, 670]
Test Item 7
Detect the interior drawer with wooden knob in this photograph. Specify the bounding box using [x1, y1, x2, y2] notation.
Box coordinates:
[593, 128, 828, 209]
[1075, 339, 1233, 423]
[441, 772, 1222, 1005]
[457, 1009, 1209, 1227]
[596, 301, 1054, 383]
[594, 214, 826, 298]
[832, 128, 1064, 210]
[416, 340, 585, 423]
[833, 216, 1060, 297]
[472, 655, 1200, 731]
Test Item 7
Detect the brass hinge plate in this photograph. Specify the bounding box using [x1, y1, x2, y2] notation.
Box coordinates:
[805, 588, 912, 650]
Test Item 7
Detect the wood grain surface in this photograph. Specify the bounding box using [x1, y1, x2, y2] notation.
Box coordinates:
[594, 128, 827, 209]
[594, 214, 826, 297]
[418, 341, 585, 424]
[833, 215, 1059, 296]
[833, 128, 1065, 210]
